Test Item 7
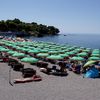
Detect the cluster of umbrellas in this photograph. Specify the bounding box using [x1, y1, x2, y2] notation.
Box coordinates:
[0, 39, 100, 79]
[89, 49, 100, 60]
[0, 39, 100, 64]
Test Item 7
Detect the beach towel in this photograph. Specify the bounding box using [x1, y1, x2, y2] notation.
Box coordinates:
[84, 67, 99, 78]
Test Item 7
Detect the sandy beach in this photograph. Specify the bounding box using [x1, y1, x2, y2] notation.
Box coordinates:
[0, 61, 100, 100]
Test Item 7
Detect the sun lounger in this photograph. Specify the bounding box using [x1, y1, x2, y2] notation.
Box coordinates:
[52, 71, 68, 76]
[14, 75, 42, 83]
[12, 63, 24, 71]
[22, 68, 36, 78]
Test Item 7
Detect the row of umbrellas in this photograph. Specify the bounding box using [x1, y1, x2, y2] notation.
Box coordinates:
[0, 39, 100, 63]
[1, 39, 100, 79]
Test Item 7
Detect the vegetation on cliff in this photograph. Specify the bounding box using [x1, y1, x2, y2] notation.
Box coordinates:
[0, 18, 60, 37]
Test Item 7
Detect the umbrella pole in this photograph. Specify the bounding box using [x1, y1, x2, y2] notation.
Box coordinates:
[9, 66, 14, 86]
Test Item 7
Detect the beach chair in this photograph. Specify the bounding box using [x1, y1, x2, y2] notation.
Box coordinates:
[12, 63, 24, 71]
[22, 68, 36, 78]
[14, 75, 42, 83]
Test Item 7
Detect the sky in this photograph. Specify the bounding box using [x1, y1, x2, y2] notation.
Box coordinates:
[0, 0, 100, 34]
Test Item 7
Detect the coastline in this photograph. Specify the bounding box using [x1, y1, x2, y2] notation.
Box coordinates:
[0, 62, 100, 100]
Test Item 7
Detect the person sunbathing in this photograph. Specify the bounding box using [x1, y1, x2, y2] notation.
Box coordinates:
[40, 67, 52, 75]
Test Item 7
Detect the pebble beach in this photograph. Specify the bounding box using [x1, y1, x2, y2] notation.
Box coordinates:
[0, 62, 100, 100]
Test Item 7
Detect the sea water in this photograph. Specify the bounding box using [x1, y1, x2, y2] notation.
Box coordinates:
[1, 33, 100, 49]
[29, 34, 100, 49]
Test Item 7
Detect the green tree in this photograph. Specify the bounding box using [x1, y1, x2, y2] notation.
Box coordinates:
[0, 18, 60, 37]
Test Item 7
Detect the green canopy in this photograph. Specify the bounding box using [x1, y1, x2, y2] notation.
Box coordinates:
[47, 55, 63, 60]
[20, 48, 30, 52]
[66, 52, 76, 55]
[48, 51, 58, 54]
[83, 60, 96, 68]
[91, 53, 100, 57]
[7, 51, 18, 55]
[39, 49, 48, 53]
[28, 50, 40, 54]
[0, 48, 9, 52]
[77, 52, 88, 57]
[70, 57, 84, 61]
[89, 57, 100, 60]
[59, 54, 69, 57]
[82, 49, 90, 53]
[92, 50, 99, 54]
[37, 53, 49, 57]
[21, 57, 39, 63]
[12, 53, 26, 57]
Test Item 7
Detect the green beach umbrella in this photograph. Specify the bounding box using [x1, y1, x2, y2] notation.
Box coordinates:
[59, 54, 69, 57]
[82, 49, 91, 53]
[28, 49, 40, 54]
[92, 50, 99, 54]
[47, 55, 64, 60]
[66, 51, 76, 55]
[37, 53, 49, 57]
[40, 49, 48, 53]
[48, 51, 58, 54]
[92, 51, 99, 54]
[83, 60, 96, 68]
[77, 52, 88, 57]
[12, 53, 26, 57]
[91, 53, 100, 57]
[21, 57, 39, 63]
[57, 50, 65, 53]
[0, 48, 9, 52]
[70, 57, 84, 61]
[7, 51, 18, 55]
[21, 48, 30, 52]
[89, 57, 100, 60]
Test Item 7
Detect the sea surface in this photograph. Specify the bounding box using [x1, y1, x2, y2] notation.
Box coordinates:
[28, 34, 100, 49]
[1, 33, 100, 49]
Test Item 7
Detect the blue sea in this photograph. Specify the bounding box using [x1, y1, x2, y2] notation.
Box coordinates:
[1, 33, 100, 49]
[28, 34, 100, 49]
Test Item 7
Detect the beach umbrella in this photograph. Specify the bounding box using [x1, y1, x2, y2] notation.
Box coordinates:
[5, 43, 10, 46]
[70, 57, 84, 61]
[59, 54, 69, 57]
[77, 52, 88, 57]
[89, 57, 100, 60]
[21, 48, 31, 52]
[80, 47, 85, 49]
[12, 53, 26, 57]
[66, 52, 76, 55]
[48, 51, 58, 54]
[92, 50, 99, 54]
[86, 48, 91, 50]
[47, 55, 64, 60]
[40, 49, 48, 53]
[57, 50, 65, 53]
[83, 60, 96, 68]
[37, 53, 49, 57]
[21, 57, 38, 63]
[28, 50, 40, 54]
[7, 51, 18, 55]
[91, 53, 100, 57]
[82, 49, 91, 53]
[0, 48, 10, 52]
